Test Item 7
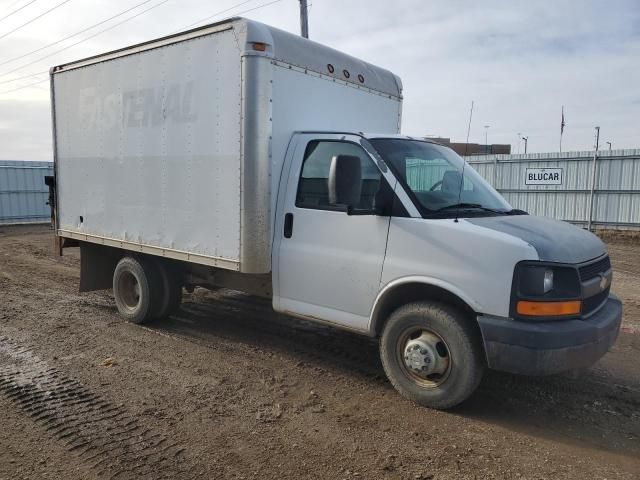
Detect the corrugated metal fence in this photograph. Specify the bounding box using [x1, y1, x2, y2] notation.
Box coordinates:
[466, 149, 640, 230]
[2, 152, 638, 229]
[0, 161, 53, 225]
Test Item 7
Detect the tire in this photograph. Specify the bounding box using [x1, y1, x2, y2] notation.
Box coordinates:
[151, 260, 182, 319]
[113, 256, 159, 324]
[379, 301, 485, 410]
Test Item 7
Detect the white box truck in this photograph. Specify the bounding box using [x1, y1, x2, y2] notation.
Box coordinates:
[48, 17, 622, 409]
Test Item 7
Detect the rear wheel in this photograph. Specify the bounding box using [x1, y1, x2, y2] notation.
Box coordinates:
[380, 301, 485, 409]
[152, 260, 182, 319]
[113, 256, 158, 324]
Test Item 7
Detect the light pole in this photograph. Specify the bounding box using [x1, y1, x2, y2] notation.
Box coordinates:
[587, 127, 600, 231]
[521, 136, 528, 154]
[606, 141, 612, 151]
[484, 125, 490, 153]
[299, 0, 309, 38]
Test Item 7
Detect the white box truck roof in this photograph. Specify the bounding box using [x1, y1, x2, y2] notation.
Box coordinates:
[51, 17, 403, 273]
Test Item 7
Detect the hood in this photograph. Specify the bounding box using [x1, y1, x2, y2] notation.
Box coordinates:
[466, 215, 605, 264]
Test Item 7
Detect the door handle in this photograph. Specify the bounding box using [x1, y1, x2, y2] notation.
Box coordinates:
[284, 213, 294, 238]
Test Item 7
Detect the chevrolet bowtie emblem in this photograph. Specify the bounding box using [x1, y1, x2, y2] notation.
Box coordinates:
[599, 274, 609, 291]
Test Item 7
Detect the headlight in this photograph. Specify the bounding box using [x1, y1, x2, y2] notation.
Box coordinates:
[512, 263, 581, 319]
[543, 269, 554, 294]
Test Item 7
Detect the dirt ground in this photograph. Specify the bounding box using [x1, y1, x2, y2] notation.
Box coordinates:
[0, 225, 638, 480]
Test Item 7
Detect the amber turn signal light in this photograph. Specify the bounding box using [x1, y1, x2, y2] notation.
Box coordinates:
[251, 42, 267, 52]
[516, 300, 581, 316]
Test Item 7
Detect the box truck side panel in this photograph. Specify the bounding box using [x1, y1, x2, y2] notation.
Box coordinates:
[54, 30, 243, 269]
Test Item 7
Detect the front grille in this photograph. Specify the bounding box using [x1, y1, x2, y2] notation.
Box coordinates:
[579, 256, 611, 281]
[582, 287, 610, 315]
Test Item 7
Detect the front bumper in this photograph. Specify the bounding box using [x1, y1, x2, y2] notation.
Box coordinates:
[478, 295, 622, 375]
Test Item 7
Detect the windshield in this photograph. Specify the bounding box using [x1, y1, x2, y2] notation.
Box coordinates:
[368, 138, 512, 216]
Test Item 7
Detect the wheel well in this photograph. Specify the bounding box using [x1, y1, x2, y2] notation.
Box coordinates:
[371, 282, 477, 336]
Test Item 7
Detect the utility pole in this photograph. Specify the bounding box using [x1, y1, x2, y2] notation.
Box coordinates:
[521, 136, 528, 154]
[587, 126, 600, 231]
[299, 0, 309, 38]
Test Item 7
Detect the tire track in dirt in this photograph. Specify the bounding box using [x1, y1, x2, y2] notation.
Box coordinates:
[170, 292, 387, 383]
[0, 336, 192, 480]
[158, 290, 640, 436]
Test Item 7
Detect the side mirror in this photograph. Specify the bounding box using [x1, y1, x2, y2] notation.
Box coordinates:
[328, 154, 362, 206]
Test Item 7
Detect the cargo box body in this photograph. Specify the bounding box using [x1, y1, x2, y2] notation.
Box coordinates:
[51, 18, 402, 273]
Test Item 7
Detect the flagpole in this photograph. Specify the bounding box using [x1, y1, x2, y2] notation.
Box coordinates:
[560, 106, 565, 153]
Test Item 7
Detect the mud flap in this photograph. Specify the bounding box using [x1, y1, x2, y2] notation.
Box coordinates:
[44, 175, 56, 227]
[80, 243, 121, 292]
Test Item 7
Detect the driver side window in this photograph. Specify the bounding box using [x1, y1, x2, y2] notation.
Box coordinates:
[296, 140, 382, 211]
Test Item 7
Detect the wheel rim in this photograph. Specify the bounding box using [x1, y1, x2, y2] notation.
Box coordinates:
[396, 326, 452, 388]
[117, 270, 141, 311]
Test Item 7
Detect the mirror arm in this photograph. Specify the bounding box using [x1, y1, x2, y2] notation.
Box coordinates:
[346, 205, 374, 216]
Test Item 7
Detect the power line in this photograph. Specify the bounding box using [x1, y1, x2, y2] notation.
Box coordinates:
[0, 76, 47, 95]
[0, 0, 285, 94]
[0, 0, 282, 80]
[224, 0, 284, 21]
[0, 0, 155, 68]
[0, 0, 40, 24]
[5, 0, 26, 10]
[0, 70, 47, 85]
[175, 0, 255, 32]
[175, 0, 284, 33]
[0, 0, 172, 79]
[0, 0, 73, 41]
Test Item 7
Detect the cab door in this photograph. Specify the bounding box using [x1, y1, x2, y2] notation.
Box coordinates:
[273, 134, 393, 331]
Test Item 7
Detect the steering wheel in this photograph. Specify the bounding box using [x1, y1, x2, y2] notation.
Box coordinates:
[430, 180, 443, 191]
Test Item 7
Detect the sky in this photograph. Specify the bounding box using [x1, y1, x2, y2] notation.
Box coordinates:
[0, 0, 638, 160]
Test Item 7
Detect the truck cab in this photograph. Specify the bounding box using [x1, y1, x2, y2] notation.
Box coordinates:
[272, 131, 622, 408]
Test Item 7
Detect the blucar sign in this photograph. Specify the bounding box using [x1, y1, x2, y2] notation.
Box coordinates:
[525, 168, 563, 185]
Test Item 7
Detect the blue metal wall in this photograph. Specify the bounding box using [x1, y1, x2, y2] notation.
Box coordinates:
[0, 161, 53, 225]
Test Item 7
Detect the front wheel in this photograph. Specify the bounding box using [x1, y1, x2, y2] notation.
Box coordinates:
[380, 302, 485, 409]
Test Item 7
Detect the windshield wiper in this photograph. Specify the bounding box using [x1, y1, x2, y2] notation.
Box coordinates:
[435, 204, 528, 216]
[436, 203, 502, 213]
[504, 208, 528, 215]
